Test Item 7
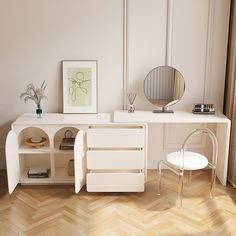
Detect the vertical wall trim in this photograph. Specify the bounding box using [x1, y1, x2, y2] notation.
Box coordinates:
[203, 0, 215, 103]
[123, 0, 174, 107]
[166, 0, 174, 66]
[123, 0, 128, 109]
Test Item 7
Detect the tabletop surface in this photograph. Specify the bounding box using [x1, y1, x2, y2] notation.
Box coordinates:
[12, 110, 231, 126]
[113, 110, 231, 123]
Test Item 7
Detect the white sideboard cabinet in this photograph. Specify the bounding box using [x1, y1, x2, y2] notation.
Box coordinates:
[5, 113, 147, 194]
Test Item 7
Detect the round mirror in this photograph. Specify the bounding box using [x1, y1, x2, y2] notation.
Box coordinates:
[143, 66, 185, 113]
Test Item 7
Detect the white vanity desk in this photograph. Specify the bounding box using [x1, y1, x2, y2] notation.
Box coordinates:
[6, 111, 230, 194]
[114, 110, 231, 186]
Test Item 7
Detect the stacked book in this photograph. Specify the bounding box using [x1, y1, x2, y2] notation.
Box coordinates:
[27, 167, 49, 178]
[192, 104, 215, 114]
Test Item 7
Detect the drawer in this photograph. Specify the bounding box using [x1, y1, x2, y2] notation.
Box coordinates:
[87, 150, 144, 169]
[86, 173, 144, 192]
[87, 128, 145, 148]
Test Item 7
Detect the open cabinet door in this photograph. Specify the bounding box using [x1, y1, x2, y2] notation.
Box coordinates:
[74, 130, 86, 193]
[5, 130, 20, 194]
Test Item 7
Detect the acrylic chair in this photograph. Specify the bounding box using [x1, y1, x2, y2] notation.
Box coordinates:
[157, 128, 218, 207]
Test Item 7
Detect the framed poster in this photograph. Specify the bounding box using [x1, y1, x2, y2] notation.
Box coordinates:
[62, 60, 97, 113]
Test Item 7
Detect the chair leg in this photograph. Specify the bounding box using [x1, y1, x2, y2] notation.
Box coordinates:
[178, 172, 184, 207]
[157, 160, 163, 195]
[210, 167, 216, 198]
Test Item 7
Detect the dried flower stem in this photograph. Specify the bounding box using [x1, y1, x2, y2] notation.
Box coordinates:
[20, 81, 47, 106]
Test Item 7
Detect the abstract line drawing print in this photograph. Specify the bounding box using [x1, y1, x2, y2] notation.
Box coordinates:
[67, 68, 92, 107]
[63, 60, 97, 113]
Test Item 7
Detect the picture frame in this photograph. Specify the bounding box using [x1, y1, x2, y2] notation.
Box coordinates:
[62, 60, 97, 113]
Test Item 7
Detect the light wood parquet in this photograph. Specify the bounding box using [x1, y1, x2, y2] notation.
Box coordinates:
[0, 170, 236, 236]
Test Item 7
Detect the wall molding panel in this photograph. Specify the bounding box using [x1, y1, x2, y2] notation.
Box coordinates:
[203, 0, 215, 104]
[166, 0, 174, 66]
[122, 0, 174, 104]
[123, 0, 128, 109]
[123, 0, 230, 110]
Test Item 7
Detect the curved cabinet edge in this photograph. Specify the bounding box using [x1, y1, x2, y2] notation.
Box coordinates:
[74, 130, 86, 193]
[5, 130, 20, 194]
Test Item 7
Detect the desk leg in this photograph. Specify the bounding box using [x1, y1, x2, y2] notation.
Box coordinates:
[216, 122, 231, 186]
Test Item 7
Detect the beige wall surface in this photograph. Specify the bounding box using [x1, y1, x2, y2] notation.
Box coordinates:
[0, 0, 123, 148]
[0, 0, 231, 169]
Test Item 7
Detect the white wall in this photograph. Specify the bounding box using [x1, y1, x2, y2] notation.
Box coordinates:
[0, 0, 230, 168]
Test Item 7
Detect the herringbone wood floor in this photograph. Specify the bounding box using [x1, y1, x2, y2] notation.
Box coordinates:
[0, 170, 236, 236]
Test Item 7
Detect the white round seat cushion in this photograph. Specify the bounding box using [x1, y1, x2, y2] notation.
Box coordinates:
[166, 151, 208, 170]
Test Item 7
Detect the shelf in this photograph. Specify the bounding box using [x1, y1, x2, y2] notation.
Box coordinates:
[20, 169, 52, 184]
[54, 168, 74, 183]
[20, 168, 74, 184]
[19, 143, 50, 154]
[54, 142, 74, 154]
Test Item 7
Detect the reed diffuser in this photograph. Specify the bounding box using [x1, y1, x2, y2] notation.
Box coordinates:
[127, 92, 137, 113]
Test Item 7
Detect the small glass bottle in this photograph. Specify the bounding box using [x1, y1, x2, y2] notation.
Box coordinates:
[128, 104, 135, 113]
[36, 104, 42, 118]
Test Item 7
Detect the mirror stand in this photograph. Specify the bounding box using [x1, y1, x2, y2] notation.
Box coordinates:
[153, 107, 174, 113]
